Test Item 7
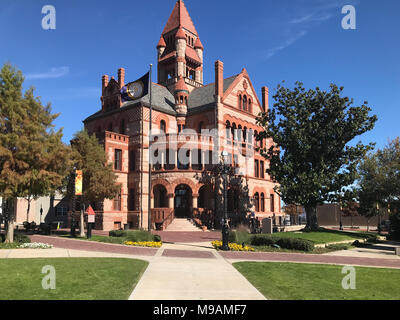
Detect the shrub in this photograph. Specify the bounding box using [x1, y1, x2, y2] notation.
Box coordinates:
[250, 234, 314, 252]
[228, 231, 237, 243]
[109, 230, 127, 238]
[153, 235, 161, 243]
[250, 235, 277, 246]
[276, 238, 314, 252]
[325, 243, 351, 251]
[14, 234, 31, 244]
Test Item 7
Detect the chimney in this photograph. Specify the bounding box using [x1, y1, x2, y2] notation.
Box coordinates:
[215, 60, 224, 98]
[102, 75, 109, 94]
[262, 86, 269, 112]
[118, 68, 125, 89]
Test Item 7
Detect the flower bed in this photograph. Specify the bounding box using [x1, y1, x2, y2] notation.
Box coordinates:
[124, 241, 163, 248]
[212, 241, 255, 252]
[18, 243, 53, 249]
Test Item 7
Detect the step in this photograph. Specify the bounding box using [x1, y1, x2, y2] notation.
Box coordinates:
[166, 219, 203, 232]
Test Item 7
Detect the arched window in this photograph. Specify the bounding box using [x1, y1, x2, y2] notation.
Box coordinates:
[248, 129, 253, 144]
[254, 193, 260, 212]
[238, 95, 242, 109]
[261, 193, 265, 212]
[160, 120, 166, 133]
[243, 127, 247, 142]
[226, 121, 231, 140]
[248, 99, 252, 113]
[243, 95, 248, 111]
[238, 125, 243, 142]
[232, 123, 237, 141]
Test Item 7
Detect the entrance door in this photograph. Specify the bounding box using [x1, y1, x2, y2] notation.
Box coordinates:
[174, 185, 192, 218]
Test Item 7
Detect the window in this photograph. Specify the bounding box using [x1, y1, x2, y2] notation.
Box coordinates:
[261, 193, 265, 212]
[114, 149, 122, 171]
[120, 119, 125, 135]
[56, 207, 68, 217]
[238, 95, 242, 109]
[254, 193, 260, 212]
[226, 121, 231, 140]
[160, 120, 166, 133]
[255, 160, 259, 178]
[270, 194, 275, 212]
[128, 189, 135, 211]
[248, 99, 252, 113]
[260, 161, 265, 179]
[114, 189, 122, 211]
[129, 150, 136, 172]
[243, 95, 248, 111]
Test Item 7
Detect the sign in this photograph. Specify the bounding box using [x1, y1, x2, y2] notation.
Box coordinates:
[86, 205, 95, 223]
[75, 170, 83, 196]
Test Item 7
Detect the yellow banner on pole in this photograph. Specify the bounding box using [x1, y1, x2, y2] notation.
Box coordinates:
[75, 170, 83, 196]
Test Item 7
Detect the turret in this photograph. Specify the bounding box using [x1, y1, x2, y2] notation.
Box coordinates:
[174, 76, 189, 116]
[175, 27, 187, 79]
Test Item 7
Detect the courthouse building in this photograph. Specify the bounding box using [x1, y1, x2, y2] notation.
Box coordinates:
[83, 0, 283, 231]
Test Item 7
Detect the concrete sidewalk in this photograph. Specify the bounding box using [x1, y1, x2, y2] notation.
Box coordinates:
[129, 243, 266, 300]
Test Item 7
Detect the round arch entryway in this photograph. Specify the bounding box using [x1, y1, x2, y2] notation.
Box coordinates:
[174, 184, 193, 218]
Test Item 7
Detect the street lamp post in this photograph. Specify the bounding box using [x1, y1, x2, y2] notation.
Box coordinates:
[221, 151, 230, 251]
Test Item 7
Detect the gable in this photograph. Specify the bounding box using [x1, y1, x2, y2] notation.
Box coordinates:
[222, 73, 264, 116]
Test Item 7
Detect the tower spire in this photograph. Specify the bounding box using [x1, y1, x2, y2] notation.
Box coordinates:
[157, 0, 204, 92]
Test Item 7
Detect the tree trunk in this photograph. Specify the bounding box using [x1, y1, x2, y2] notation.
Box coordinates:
[5, 199, 16, 243]
[304, 206, 319, 231]
[26, 198, 31, 222]
[79, 209, 85, 237]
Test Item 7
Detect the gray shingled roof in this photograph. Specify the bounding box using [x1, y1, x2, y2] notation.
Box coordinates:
[84, 75, 239, 122]
[188, 75, 239, 111]
[124, 83, 176, 115]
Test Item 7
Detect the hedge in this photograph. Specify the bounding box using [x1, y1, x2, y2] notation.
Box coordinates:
[109, 230, 161, 243]
[250, 235, 315, 252]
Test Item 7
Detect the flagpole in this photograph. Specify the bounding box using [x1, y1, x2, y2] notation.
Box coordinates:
[148, 64, 153, 232]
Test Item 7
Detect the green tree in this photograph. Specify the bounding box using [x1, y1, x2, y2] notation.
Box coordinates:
[0, 63, 71, 242]
[70, 130, 120, 236]
[257, 82, 377, 231]
[356, 138, 400, 237]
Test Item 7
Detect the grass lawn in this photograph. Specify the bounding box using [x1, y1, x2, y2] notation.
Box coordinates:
[234, 261, 400, 300]
[0, 258, 148, 300]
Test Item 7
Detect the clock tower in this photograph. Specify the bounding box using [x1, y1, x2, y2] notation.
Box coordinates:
[157, 0, 204, 93]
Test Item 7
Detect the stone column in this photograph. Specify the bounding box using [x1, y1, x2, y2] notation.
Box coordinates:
[168, 194, 174, 209]
[192, 194, 199, 209]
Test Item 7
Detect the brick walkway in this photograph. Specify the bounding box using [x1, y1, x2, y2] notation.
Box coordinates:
[220, 251, 400, 269]
[30, 235, 157, 256]
[28, 235, 400, 269]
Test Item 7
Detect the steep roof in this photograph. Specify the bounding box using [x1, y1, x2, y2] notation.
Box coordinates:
[84, 83, 177, 122]
[162, 0, 198, 36]
[187, 75, 239, 112]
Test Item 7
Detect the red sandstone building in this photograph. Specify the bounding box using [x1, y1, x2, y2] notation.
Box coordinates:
[83, 0, 283, 231]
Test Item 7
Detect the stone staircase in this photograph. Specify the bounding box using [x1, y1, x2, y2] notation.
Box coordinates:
[165, 218, 203, 232]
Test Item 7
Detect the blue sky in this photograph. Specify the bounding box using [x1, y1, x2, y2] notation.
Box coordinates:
[1, 0, 399, 149]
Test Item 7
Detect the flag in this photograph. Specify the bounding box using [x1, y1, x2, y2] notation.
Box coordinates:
[75, 170, 83, 196]
[121, 72, 150, 102]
